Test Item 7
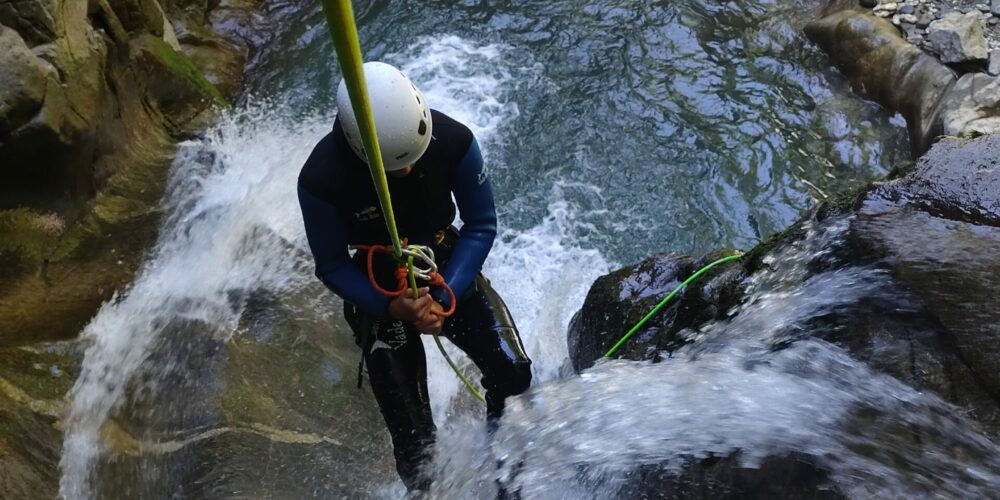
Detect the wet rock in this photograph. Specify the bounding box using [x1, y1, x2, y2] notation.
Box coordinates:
[845, 135, 1000, 427]
[569, 254, 692, 371]
[990, 50, 1000, 75]
[926, 12, 989, 63]
[0, 26, 48, 138]
[568, 252, 745, 371]
[0, 0, 258, 346]
[567, 250, 755, 371]
[619, 453, 844, 500]
[83, 287, 396, 497]
[937, 73, 1000, 137]
[993, 0, 1000, 16]
[571, 136, 1000, 438]
[0, 342, 80, 499]
[804, 10, 957, 155]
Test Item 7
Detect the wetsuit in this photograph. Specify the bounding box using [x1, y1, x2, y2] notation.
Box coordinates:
[297, 109, 532, 491]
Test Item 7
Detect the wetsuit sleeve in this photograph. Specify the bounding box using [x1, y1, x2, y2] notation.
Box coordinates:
[434, 137, 497, 308]
[298, 182, 390, 317]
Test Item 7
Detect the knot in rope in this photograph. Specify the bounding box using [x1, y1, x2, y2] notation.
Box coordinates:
[352, 240, 457, 317]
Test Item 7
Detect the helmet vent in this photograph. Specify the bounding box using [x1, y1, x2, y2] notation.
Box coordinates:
[395, 151, 409, 160]
[415, 94, 421, 104]
[418, 119, 427, 135]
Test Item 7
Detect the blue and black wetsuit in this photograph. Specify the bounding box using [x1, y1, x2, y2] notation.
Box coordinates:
[298, 109, 532, 491]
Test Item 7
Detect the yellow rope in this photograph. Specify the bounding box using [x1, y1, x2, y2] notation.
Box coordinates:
[319, 0, 485, 402]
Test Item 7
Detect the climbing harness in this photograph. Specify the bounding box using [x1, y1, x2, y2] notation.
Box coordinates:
[604, 253, 743, 358]
[320, 0, 484, 402]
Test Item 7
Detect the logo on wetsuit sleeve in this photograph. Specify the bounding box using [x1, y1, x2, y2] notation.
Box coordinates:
[477, 166, 489, 185]
[355, 206, 380, 221]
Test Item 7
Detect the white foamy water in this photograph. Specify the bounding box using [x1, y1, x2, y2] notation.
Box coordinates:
[429, 220, 1000, 499]
[59, 35, 606, 497]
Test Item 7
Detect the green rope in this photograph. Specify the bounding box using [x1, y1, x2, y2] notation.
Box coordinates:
[433, 335, 485, 401]
[319, 0, 404, 260]
[320, 0, 484, 402]
[604, 254, 742, 358]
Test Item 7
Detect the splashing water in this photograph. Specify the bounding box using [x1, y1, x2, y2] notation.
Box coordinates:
[58, 35, 610, 497]
[429, 220, 1000, 499]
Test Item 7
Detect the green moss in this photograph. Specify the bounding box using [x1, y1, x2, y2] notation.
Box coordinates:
[0, 209, 61, 267]
[0, 346, 75, 403]
[885, 160, 916, 181]
[92, 193, 150, 225]
[140, 36, 226, 105]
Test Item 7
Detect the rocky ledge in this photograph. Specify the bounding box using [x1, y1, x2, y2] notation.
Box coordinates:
[0, 0, 258, 346]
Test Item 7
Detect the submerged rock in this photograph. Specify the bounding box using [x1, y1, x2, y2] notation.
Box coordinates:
[926, 12, 989, 63]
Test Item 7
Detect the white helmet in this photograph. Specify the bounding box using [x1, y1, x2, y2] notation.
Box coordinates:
[337, 62, 432, 171]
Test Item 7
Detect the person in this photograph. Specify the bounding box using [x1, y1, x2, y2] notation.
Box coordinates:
[297, 61, 532, 492]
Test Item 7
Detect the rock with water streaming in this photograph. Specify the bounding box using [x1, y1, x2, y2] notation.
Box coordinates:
[567, 134, 1000, 497]
[62, 287, 398, 498]
[846, 134, 1000, 422]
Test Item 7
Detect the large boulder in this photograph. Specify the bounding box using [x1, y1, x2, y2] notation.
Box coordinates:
[926, 12, 989, 64]
[806, 8, 1000, 155]
[936, 73, 1000, 137]
[804, 9, 956, 155]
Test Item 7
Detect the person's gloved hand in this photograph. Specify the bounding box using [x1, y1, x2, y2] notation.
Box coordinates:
[388, 287, 444, 334]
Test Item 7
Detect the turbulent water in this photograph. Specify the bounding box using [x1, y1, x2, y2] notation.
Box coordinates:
[55, 0, 998, 498]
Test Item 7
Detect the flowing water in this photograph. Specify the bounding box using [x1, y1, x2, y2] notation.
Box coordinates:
[55, 0, 1000, 498]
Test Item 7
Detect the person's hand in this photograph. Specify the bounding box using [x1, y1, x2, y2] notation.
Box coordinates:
[415, 301, 445, 335]
[388, 287, 434, 323]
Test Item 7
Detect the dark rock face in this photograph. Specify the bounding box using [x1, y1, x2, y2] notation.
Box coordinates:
[844, 135, 1000, 427]
[568, 135, 1000, 496]
[0, 0, 258, 345]
[620, 453, 843, 500]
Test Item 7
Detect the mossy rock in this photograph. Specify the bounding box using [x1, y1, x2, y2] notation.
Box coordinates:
[0, 342, 79, 500]
[135, 34, 225, 106]
[0, 209, 64, 273]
